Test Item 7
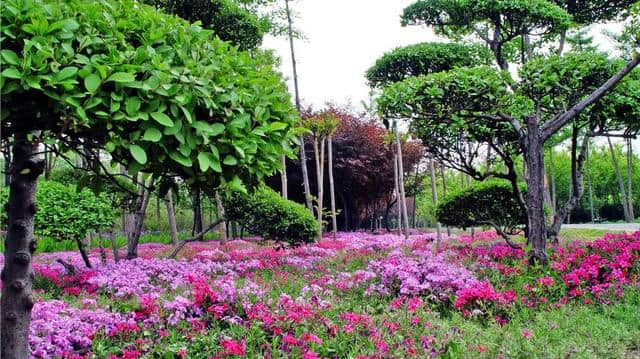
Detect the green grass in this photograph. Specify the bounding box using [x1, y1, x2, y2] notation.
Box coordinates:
[0, 231, 220, 253]
[440, 290, 640, 358]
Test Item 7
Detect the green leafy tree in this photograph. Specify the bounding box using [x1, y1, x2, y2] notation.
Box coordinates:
[401, 0, 572, 69]
[0, 0, 298, 356]
[378, 50, 640, 263]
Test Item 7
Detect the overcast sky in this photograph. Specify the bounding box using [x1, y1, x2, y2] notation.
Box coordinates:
[261, 1, 624, 112]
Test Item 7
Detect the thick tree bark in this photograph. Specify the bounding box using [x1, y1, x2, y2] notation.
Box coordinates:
[126, 177, 153, 259]
[2, 133, 43, 359]
[395, 126, 409, 239]
[280, 154, 288, 199]
[166, 189, 178, 245]
[524, 117, 548, 264]
[328, 135, 337, 239]
[429, 159, 442, 248]
[608, 137, 633, 222]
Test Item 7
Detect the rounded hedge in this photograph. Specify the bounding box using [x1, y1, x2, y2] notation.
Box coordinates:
[1, 181, 117, 242]
[436, 181, 526, 232]
[223, 187, 318, 246]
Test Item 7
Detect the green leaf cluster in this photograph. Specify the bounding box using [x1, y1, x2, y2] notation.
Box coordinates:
[436, 181, 526, 231]
[223, 187, 318, 246]
[0, 181, 117, 242]
[1, 0, 298, 192]
[365, 42, 492, 88]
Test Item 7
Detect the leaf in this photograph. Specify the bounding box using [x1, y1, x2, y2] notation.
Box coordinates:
[223, 155, 237, 166]
[106, 72, 135, 83]
[142, 127, 162, 142]
[84, 74, 101, 93]
[129, 145, 147, 164]
[1, 50, 19, 65]
[197, 153, 210, 172]
[126, 97, 141, 115]
[56, 67, 78, 81]
[151, 112, 174, 127]
[269, 122, 288, 131]
[210, 123, 225, 136]
[2, 67, 21, 79]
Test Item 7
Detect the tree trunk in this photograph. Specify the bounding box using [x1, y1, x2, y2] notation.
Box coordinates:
[166, 189, 178, 245]
[191, 187, 203, 236]
[524, 117, 548, 264]
[316, 136, 326, 240]
[549, 127, 589, 240]
[548, 147, 557, 212]
[280, 154, 288, 199]
[76, 234, 92, 269]
[412, 159, 420, 228]
[126, 177, 153, 259]
[328, 135, 337, 239]
[109, 230, 120, 263]
[586, 140, 595, 223]
[395, 125, 409, 239]
[215, 191, 227, 244]
[429, 159, 442, 248]
[627, 138, 634, 219]
[440, 163, 451, 236]
[608, 137, 633, 222]
[393, 142, 401, 236]
[2, 133, 43, 358]
[284, 0, 313, 214]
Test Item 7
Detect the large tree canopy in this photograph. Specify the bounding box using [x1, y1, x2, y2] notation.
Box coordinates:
[365, 42, 492, 88]
[0, 0, 298, 193]
[552, 0, 637, 24]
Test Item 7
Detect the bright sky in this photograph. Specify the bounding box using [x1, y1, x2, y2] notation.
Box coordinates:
[261, 1, 624, 112]
[261, 0, 438, 111]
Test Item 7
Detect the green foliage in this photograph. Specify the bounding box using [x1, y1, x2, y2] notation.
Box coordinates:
[365, 42, 492, 88]
[0, 0, 298, 194]
[0, 181, 117, 242]
[401, 0, 571, 40]
[223, 187, 318, 246]
[552, 0, 636, 24]
[49, 168, 137, 209]
[436, 181, 526, 232]
[145, 0, 267, 50]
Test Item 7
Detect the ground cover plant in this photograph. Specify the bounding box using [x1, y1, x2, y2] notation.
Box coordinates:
[9, 229, 639, 358]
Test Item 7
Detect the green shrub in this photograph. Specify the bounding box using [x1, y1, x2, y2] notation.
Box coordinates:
[436, 181, 526, 234]
[1, 181, 117, 242]
[50, 168, 137, 209]
[223, 187, 318, 246]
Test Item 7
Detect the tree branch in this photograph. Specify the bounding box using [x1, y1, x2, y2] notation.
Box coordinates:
[541, 53, 640, 140]
[167, 218, 225, 259]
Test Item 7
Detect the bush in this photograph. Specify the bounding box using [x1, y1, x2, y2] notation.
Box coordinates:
[599, 203, 626, 221]
[50, 168, 137, 209]
[1, 181, 117, 242]
[223, 187, 318, 246]
[436, 181, 526, 233]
